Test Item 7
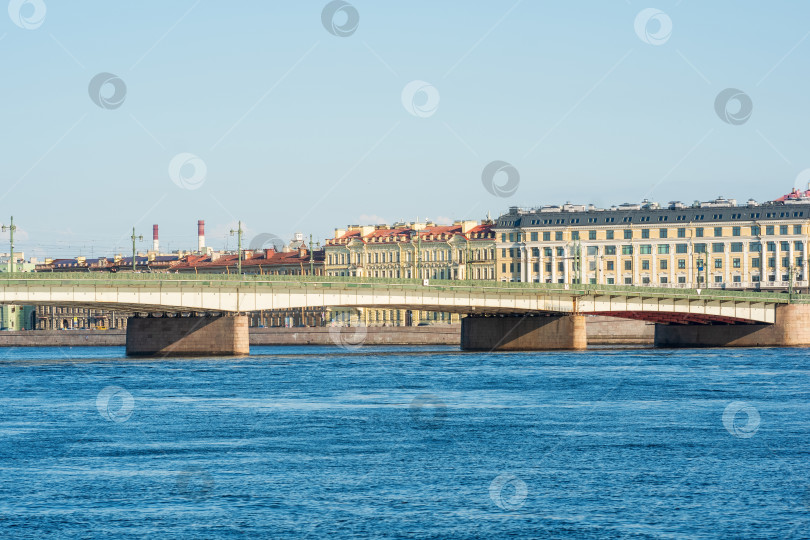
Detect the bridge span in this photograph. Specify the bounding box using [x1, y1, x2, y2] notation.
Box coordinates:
[1, 273, 808, 354]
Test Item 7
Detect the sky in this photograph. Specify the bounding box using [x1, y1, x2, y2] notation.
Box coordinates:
[2, 0, 810, 258]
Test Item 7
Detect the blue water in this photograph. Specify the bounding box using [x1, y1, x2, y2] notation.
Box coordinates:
[0, 345, 808, 539]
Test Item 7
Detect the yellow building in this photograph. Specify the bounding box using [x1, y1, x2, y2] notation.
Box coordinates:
[324, 219, 496, 325]
[495, 197, 809, 291]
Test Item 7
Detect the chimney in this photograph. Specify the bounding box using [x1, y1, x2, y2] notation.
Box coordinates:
[152, 224, 159, 252]
[197, 220, 205, 252]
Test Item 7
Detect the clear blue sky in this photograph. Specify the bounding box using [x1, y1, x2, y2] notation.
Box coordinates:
[2, 0, 809, 258]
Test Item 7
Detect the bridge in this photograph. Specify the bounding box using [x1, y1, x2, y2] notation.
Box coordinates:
[1, 273, 808, 354]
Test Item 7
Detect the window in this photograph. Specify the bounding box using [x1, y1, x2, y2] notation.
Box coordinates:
[768, 257, 776, 268]
[501, 233, 507, 242]
[556, 247, 564, 256]
[750, 242, 762, 252]
[571, 231, 580, 240]
[783, 257, 791, 268]
[678, 276, 686, 284]
[606, 230, 614, 240]
[530, 232, 538, 241]
[545, 262, 551, 272]
[544, 247, 552, 257]
[780, 241, 790, 252]
[589, 230, 597, 240]
[659, 228, 668, 238]
[624, 260, 632, 270]
[695, 243, 707, 253]
[714, 227, 723, 237]
[640, 245, 652, 255]
[795, 241, 804, 251]
[752, 257, 761, 267]
[555, 231, 563, 241]
[624, 229, 633, 239]
[712, 243, 724, 253]
[732, 226, 741, 237]
[557, 262, 564, 272]
[794, 225, 802, 234]
[501, 263, 506, 272]
[658, 245, 670, 254]
[714, 259, 722, 269]
[605, 245, 616, 255]
[730, 242, 743, 252]
[587, 246, 598, 256]
[677, 228, 686, 238]
[508, 233, 514, 242]
[678, 259, 686, 269]
[642, 277, 650, 284]
[695, 227, 704, 237]
[606, 261, 614, 270]
[767, 241, 776, 252]
[751, 226, 760, 236]
[714, 275, 723, 283]
[676, 244, 688, 254]
[607, 278, 615, 284]
[642, 229, 650, 239]
[642, 260, 650, 270]
[622, 245, 633, 255]
[543, 232, 550, 241]
[733, 275, 741, 283]
[531, 247, 540, 257]
[780, 225, 788, 235]
[797, 257, 804, 267]
[660, 276, 668, 283]
[766, 225, 774, 235]
[733, 258, 741, 268]
[660, 260, 667, 270]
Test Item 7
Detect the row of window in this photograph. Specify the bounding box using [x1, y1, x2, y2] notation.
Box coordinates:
[503, 224, 804, 243]
[327, 248, 497, 266]
[526, 210, 806, 226]
[503, 241, 805, 259]
[504, 256, 805, 273]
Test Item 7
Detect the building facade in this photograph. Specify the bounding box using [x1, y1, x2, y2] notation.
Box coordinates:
[495, 197, 809, 291]
[324, 220, 496, 325]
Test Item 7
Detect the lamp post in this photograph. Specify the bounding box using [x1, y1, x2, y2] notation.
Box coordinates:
[1, 217, 16, 273]
[308, 234, 320, 276]
[230, 221, 243, 275]
[130, 227, 143, 272]
[696, 256, 705, 289]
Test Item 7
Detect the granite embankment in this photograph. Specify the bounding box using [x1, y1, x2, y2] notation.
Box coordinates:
[0, 316, 654, 347]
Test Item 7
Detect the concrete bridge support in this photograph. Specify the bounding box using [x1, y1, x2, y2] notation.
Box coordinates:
[461, 314, 587, 351]
[126, 314, 249, 357]
[654, 304, 810, 348]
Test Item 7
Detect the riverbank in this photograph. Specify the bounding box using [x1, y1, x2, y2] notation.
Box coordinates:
[0, 316, 654, 347]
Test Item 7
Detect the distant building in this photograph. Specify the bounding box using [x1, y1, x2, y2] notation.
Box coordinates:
[0, 305, 36, 330]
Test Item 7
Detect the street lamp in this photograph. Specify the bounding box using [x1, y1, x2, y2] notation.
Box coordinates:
[1, 217, 16, 273]
[130, 227, 143, 272]
[230, 221, 243, 275]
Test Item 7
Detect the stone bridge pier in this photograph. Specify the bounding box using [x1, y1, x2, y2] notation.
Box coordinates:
[461, 314, 587, 351]
[654, 303, 810, 347]
[126, 314, 249, 357]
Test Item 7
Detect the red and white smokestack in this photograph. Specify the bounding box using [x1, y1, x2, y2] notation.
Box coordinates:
[152, 224, 159, 253]
[197, 220, 205, 252]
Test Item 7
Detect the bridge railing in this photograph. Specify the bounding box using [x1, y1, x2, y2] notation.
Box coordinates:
[0, 271, 800, 304]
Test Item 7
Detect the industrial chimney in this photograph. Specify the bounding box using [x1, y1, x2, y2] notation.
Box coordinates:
[197, 220, 205, 252]
[152, 224, 159, 253]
